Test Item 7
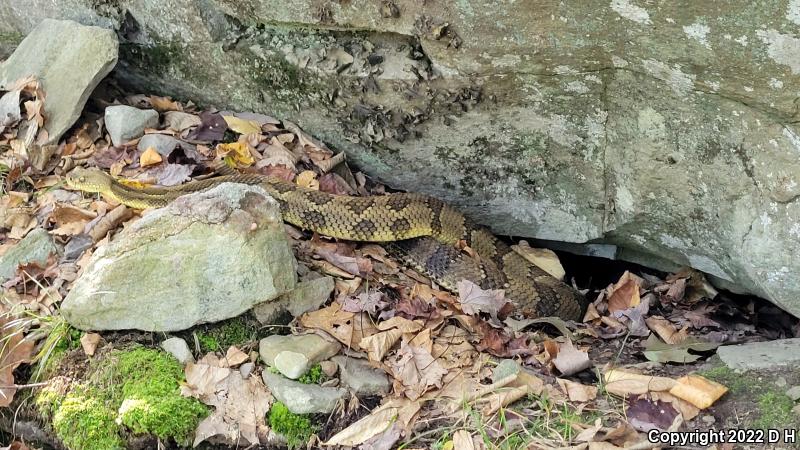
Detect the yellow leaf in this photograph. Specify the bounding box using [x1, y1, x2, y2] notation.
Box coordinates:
[669, 374, 728, 409]
[222, 115, 262, 135]
[139, 147, 163, 167]
[296, 170, 319, 190]
[216, 142, 254, 166]
[603, 369, 677, 396]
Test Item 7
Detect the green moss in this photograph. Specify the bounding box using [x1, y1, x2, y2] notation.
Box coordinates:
[52, 388, 125, 450]
[754, 391, 795, 431]
[297, 364, 324, 384]
[197, 317, 257, 352]
[36, 347, 209, 449]
[268, 402, 317, 450]
[115, 348, 208, 442]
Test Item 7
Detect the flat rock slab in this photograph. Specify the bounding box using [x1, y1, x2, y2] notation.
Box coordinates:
[331, 355, 390, 396]
[0, 228, 60, 281]
[0, 19, 117, 143]
[259, 333, 340, 379]
[61, 183, 297, 331]
[161, 337, 194, 365]
[262, 372, 346, 414]
[717, 339, 800, 371]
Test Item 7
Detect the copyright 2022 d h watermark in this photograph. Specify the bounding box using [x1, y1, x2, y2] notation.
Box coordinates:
[648, 428, 797, 446]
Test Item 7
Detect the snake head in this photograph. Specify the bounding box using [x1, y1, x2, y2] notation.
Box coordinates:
[64, 167, 113, 193]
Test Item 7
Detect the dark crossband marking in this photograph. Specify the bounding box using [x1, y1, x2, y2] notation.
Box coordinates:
[346, 198, 375, 215]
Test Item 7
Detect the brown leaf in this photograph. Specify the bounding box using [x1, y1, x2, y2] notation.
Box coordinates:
[388, 340, 448, 400]
[552, 340, 592, 376]
[80, 333, 101, 356]
[358, 328, 403, 361]
[258, 164, 295, 181]
[669, 374, 728, 409]
[223, 346, 249, 368]
[0, 311, 34, 407]
[181, 358, 271, 446]
[602, 369, 676, 397]
[607, 271, 642, 313]
[645, 316, 687, 344]
[185, 111, 227, 142]
[341, 290, 386, 314]
[626, 395, 680, 432]
[456, 279, 507, 321]
[299, 303, 377, 347]
[318, 172, 355, 195]
[556, 378, 598, 402]
[296, 170, 319, 190]
[512, 241, 565, 280]
[149, 95, 182, 112]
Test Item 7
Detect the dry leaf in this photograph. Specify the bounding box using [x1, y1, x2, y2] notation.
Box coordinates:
[223, 346, 249, 368]
[139, 147, 163, 167]
[0, 311, 34, 407]
[358, 328, 403, 361]
[296, 170, 319, 190]
[669, 374, 728, 409]
[645, 316, 687, 344]
[552, 340, 592, 376]
[324, 399, 420, 446]
[149, 95, 181, 112]
[452, 430, 476, 450]
[512, 241, 565, 280]
[216, 141, 254, 166]
[603, 369, 676, 397]
[80, 333, 101, 356]
[222, 115, 261, 135]
[642, 334, 720, 364]
[388, 340, 448, 400]
[457, 279, 507, 320]
[607, 271, 643, 313]
[557, 378, 598, 402]
[182, 359, 271, 446]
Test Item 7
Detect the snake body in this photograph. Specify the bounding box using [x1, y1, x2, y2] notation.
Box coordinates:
[65, 167, 586, 320]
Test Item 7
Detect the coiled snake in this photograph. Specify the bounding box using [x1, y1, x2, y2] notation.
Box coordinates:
[65, 167, 586, 320]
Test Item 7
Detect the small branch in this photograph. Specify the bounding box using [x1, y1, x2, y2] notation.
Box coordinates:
[0, 381, 50, 389]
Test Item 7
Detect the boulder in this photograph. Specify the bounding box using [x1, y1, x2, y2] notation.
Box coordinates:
[104, 105, 159, 146]
[60, 183, 297, 331]
[7, 4, 800, 315]
[0, 228, 60, 281]
[0, 19, 117, 143]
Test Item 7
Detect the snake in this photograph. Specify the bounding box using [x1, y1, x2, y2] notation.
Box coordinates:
[64, 167, 586, 320]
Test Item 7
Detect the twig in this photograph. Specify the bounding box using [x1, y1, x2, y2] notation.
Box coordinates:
[0, 381, 50, 389]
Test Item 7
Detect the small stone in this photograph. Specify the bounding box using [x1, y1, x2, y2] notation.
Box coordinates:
[0, 228, 61, 282]
[105, 105, 159, 146]
[137, 134, 181, 156]
[240, 362, 255, 379]
[262, 372, 346, 414]
[160, 337, 194, 365]
[786, 386, 800, 401]
[259, 334, 340, 379]
[701, 415, 715, 425]
[331, 356, 390, 396]
[776, 377, 788, 388]
[319, 360, 338, 378]
[794, 404, 800, 416]
[253, 276, 334, 325]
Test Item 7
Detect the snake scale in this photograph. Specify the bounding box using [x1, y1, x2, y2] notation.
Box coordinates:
[65, 167, 586, 320]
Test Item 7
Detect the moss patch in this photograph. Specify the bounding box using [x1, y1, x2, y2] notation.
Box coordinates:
[196, 316, 257, 352]
[297, 363, 324, 384]
[268, 401, 317, 450]
[36, 347, 208, 450]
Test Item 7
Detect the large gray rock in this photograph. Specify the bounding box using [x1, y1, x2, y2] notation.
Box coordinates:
[0, 19, 117, 143]
[6, 3, 800, 315]
[718, 339, 800, 371]
[0, 228, 60, 281]
[105, 105, 159, 146]
[61, 183, 297, 331]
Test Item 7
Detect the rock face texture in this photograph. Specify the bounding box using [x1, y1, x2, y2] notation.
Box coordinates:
[4, 2, 800, 315]
[0, 19, 117, 143]
[61, 183, 297, 331]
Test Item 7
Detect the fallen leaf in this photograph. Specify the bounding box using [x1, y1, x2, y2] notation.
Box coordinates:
[388, 340, 448, 400]
[223, 346, 249, 367]
[552, 340, 592, 376]
[645, 316, 687, 344]
[139, 147, 163, 167]
[149, 95, 181, 112]
[222, 115, 261, 135]
[186, 111, 227, 142]
[0, 310, 34, 407]
[452, 430, 475, 450]
[319, 172, 355, 195]
[80, 333, 101, 356]
[299, 303, 377, 347]
[457, 279, 507, 321]
[642, 334, 720, 364]
[146, 163, 194, 186]
[607, 271, 642, 313]
[626, 396, 680, 432]
[296, 170, 319, 190]
[181, 358, 271, 446]
[359, 328, 403, 361]
[512, 241, 565, 280]
[669, 374, 728, 409]
[650, 391, 700, 421]
[216, 141, 254, 166]
[324, 399, 420, 446]
[602, 369, 676, 397]
[557, 378, 598, 402]
[341, 290, 387, 314]
[163, 111, 202, 131]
